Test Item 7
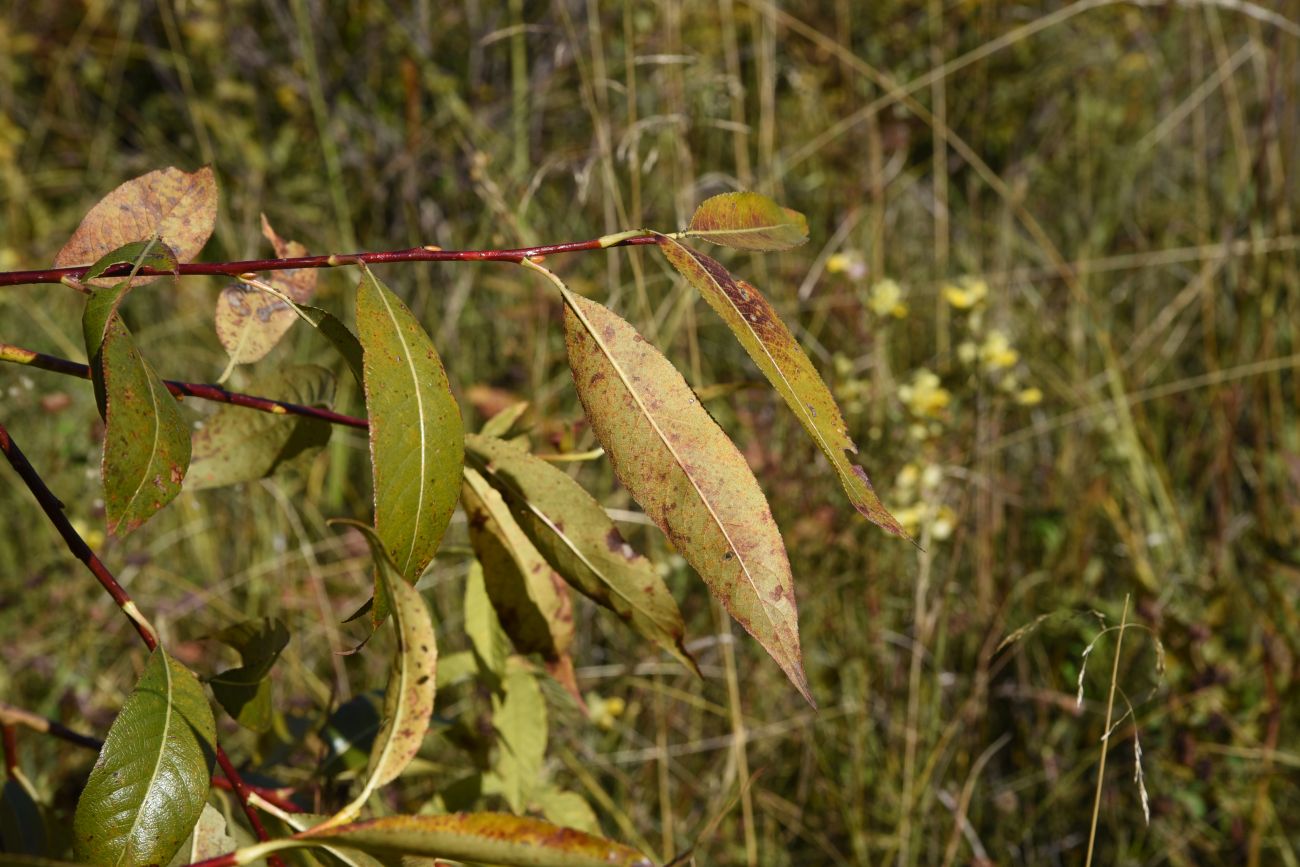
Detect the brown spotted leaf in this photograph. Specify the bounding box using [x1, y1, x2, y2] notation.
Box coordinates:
[462, 468, 580, 703]
[356, 265, 464, 622]
[683, 191, 809, 251]
[561, 286, 813, 705]
[82, 288, 191, 536]
[466, 433, 698, 675]
[325, 521, 438, 827]
[215, 215, 319, 366]
[661, 237, 906, 539]
[55, 166, 217, 286]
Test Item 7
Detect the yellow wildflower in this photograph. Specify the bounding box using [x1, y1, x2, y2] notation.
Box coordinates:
[942, 275, 989, 309]
[1016, 387, 1043, 406]
[979, 330, 1019, 371]
[868, 278, 908, 318]
[957, 341, 978, 365]
[898, 369, 951, 419]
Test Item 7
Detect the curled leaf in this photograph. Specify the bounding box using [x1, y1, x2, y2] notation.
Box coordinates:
[55, 166, 217, 285]
[683, 191, 809, 251]
[660, 238, 905, 538]
[208, 618, 290, 732]
[561, 286, 813, 705]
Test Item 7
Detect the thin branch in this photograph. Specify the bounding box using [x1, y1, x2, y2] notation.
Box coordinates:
[0, 232, 661, 287]
[2, 342, 368, 429]
[0, 419, 287, 857]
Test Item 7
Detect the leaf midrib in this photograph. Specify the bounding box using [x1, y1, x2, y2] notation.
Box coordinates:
[115, 339, 169, 531]
[115, 651, 173, 867]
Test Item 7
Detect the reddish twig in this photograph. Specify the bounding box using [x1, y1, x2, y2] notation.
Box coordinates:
[1, 342, 367, 430]
[1, 723, 16, 777]
[0, 233, 661, 287]
[0, 419, 288, 859]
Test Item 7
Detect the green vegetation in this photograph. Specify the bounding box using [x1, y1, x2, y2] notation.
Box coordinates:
[1, 2, 1297, 865]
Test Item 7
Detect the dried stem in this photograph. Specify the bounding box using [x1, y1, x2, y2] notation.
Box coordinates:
[1, 342, 367, 429]
[0, 419, 288, 858]
[0, 232, 660, 288]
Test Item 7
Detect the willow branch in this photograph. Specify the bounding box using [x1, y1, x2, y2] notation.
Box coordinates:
[1, 342, 367, 430]
[0, 232, 660, 288]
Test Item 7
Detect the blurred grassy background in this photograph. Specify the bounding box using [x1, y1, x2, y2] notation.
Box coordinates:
[1, 0, 1298, 864]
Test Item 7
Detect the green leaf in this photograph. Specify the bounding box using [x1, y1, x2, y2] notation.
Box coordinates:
[298, 305, 365, 388]
[327, 521, 438, 826]
[82, 293, 191, 536]
[207, 618, 290, 732]
[73, 648, 216, 867]
[1, 777, 46, 856]
[561, 288, 814, 705]
[55, 166, 217, 287]
[487, 665, 547, 814]
[356, 265, 464, 622]
[536, 787, 600, 835]
[295, 813, 653, 867]
[464, 559, 512, 682]
[682, 191, 809, 251]
[188, 365, 335, 490]
[163, 803, 236, 867]
[479, 401, 530, 439]
[462, 469, 577, 699]
[660, 239, 906, 538]
[83, 239, 179, 282]
[466, 433, 698, 675]
[318, 694, 382, 778]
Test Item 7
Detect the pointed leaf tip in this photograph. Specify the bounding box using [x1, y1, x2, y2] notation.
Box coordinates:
[684, 191, 809, 251]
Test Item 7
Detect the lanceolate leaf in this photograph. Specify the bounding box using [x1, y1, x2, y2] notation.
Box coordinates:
[561, 288, 814, 705]
[466, 433, 698, 675]
[682, 191, 809, 251]
[82, 292, 191, 536]
[207, 618, 290, 732]
[73, 648, 216, 867]
[356, 265, 464, 621]
[55, 166, 217, 286]
[462, 469, 575, 674]
[660, 238, 906, 538]
[299, 304, 366, 388]
[1, 776, 46, 856]
[295, 813, 653, 867]
[83, 239, 179, 282]
[329, 521, 438, 825]
[464, 559, 512, 682]
[188, 365, 335, 490]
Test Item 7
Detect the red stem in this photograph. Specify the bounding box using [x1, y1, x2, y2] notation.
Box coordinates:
[0, 233, 661, 287]
[0, 418, 289, 859]
[2, 342, 368, 429]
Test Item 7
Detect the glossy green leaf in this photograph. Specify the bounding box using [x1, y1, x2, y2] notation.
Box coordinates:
[82, 291, 191, 536]
[163, 803, 235, 867]
[55, 166, 217, 287]
[660, 238, 906, 538]
[328, 521, 437, 826]
[73, 648, 216, 867]
[562, 288, 814, 705]
[188, 365, 335, 490]
[466, 433, 697, 675]
[295, 813, 653, 867]
[83, 239, 179, 282]
[462, 468, 578, 700]
[1, 777, 46, 856]
[682, 191, 808, 251]
[487, 665, 547, 813]
[207, 618, 290, 732]
[356, 265, 464, 621]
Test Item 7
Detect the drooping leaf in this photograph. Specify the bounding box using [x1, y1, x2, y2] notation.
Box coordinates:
[561, 288, 814, 705]
[295, 813, 653, 867]
[214, 215, 319, 367]
[466, 433, 697, 675]
[660, 238, 906, 538]
[188, 365, 335, 490]
[83, 239, 180, 282]
[464, 559, 512, 682]
[326, 521, 437, 826]
[163, 803, 236, 867]
[55, 166, 217, 286]
[462, 468, 578, 701]
[73, 648, 216, 867]
[207, 618, 290, 732]
[1, 776, 46, 856]
[82, 291, 191, 536]
[356, 265, 464, 621]
[485, 664, 547, 814]
[299, 305, 365, 388]
[682, 191, 809, 251]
